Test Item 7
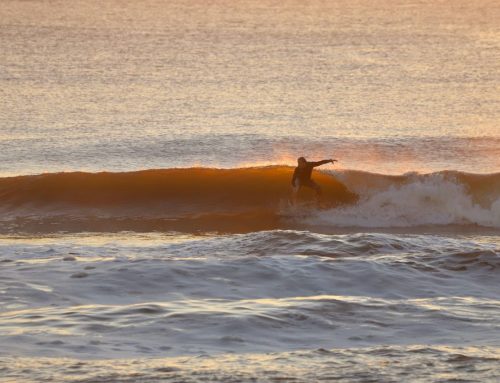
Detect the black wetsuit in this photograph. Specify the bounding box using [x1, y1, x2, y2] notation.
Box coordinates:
[291, 160, 330, 189]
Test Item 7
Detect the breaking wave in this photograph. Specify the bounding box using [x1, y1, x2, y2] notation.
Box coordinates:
[0, 167, 498, 232]
[309, 170, 500, 229]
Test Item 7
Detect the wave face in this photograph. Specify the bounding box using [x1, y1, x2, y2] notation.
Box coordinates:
[0, 167, 499, 233]
[0, 167, 355, 233]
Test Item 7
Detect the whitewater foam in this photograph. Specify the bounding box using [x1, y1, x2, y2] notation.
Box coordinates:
[310, 173, 500, 228]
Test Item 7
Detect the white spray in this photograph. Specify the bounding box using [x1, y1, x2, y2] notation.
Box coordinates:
[308, 173, 500, 228]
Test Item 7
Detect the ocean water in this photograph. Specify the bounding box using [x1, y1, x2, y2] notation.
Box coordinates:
[1, 0, 500, 382]
[2, 0, 500, 176]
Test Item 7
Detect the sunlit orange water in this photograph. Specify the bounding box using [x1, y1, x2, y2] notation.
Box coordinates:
[0, 167, 499, 233]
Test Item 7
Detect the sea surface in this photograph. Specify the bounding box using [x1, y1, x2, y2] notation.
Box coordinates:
[1, 0, 499, 382]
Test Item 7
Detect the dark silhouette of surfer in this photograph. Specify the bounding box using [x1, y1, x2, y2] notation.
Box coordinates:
[291, 157, 336, 203]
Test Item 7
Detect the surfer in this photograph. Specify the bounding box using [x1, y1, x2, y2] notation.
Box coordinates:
[291, 157, 336, 203]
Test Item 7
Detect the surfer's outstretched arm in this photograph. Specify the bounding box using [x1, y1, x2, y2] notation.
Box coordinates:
[310, 159, 335, 167]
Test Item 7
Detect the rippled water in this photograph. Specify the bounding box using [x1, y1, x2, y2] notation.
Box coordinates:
[2, 346, 499, 383]
[1, 0, 499, 175]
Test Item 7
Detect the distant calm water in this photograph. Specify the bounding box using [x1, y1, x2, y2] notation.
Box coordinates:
[1, 1, 499, 382]
[1, 0, 499, 175]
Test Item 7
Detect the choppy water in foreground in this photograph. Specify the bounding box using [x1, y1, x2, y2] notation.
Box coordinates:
[1, 232, 499, 381]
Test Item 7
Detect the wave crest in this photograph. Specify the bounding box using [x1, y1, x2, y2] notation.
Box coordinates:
[0, 167, 499, 232]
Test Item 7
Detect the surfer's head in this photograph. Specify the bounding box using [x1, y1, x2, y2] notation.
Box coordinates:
[297, 157, 307, 167]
